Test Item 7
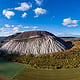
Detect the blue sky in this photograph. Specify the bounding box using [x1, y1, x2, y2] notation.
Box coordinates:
[0, 0, 80, 37]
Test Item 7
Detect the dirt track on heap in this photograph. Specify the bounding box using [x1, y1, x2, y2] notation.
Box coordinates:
[0, 75, 10, 80]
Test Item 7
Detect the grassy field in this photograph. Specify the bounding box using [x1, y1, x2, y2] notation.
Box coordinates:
[1, 58, 80, 80]
[13, 67, 80, 80]
[0, 58, 25, 79]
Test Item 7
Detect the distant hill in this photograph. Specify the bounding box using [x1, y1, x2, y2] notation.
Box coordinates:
[60, 37, 80, 41]
[60, 37, 76, 39]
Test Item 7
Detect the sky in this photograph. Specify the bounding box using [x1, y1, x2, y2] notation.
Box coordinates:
[0, 0, 80, 37]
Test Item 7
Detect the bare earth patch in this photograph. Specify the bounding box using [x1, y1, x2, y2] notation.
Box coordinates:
[0, 75, 10, 80]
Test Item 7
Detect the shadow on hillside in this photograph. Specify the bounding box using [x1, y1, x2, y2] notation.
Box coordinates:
[0, 57, 9, 63]
[66, 41, 74, 49]
[0, 52, 11, 63]
[0, 50, 20, 63]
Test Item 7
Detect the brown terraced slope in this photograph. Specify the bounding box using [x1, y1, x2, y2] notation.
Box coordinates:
[0, 31, 72, 54]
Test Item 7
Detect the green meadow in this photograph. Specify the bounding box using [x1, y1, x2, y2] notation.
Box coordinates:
[0, 58, 25, 79]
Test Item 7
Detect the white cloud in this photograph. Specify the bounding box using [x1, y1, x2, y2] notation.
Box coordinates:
[13, 27, 19, 32]
[14, 2, 32, 11]
[0, 28, 6, 32]
[62, 18, 79, 27]
[56, 33, 80, 37]
[11, 25, 15, 27]
[5, 24, 10, 27]
[21, 12, 27, 18]
[17, 24, 23, 27]
[23, 25, 39, 29]
[0, 31, 11, 36]
[56, 33, 73, 37]
[0, 24, 40, 36]
[0, 28, 12, 36]
[23, 26, 30, 28]
[3, 10, 15, 19]
[34, 8, 46, 17]
[32, 26, 38, 30]
[35, 0, 43, 6]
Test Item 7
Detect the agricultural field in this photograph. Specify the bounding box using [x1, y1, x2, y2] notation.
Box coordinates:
[13, 67, 80, 80]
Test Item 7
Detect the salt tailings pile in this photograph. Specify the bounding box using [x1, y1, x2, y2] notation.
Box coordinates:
[0, 31, 72, 54]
